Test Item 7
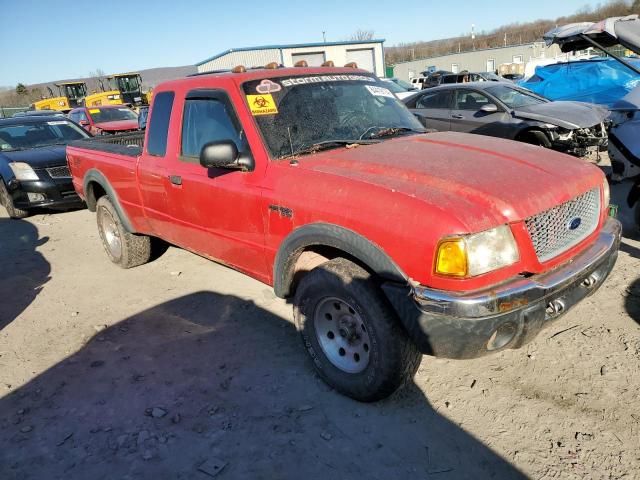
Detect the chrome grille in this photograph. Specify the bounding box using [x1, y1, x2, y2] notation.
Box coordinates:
[525, 188, 601, 263]
[46, 165, 71, 178]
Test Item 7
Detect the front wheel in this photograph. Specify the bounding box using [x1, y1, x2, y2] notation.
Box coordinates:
[293, 258, 421, 402]
[96, 196, 151, 268]
[0, 181, 28, 219]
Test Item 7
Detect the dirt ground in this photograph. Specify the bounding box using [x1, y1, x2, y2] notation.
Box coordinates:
[1, 179, 640, 480]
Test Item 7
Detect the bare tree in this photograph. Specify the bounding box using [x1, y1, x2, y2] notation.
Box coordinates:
[351, 29, 375, 41]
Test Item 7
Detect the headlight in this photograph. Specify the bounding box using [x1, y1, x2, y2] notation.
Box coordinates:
[8, 162, 39, 181]
[603, 177, 610, 208]
[435, 225, 519, 277]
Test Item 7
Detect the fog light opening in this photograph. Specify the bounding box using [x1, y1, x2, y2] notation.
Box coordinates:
[27, 192, 46, 203]
[487, 322, 517, 351]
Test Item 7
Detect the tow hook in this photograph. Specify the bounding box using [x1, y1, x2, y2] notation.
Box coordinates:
[546, 300, 565, 316]
[582, 274, 598, 289]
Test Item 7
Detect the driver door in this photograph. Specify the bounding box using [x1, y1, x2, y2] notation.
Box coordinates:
[162, 89, 268, 278]
[449, 89, 505, 134]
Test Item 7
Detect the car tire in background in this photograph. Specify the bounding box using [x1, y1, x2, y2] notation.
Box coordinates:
[96, 196, 151, 268]
[293, 258, 422, 402]
[0, 180, 29, 219]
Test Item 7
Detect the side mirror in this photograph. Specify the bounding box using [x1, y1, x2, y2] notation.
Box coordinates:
[480, 104, 498, 113]
[79, 119, 89, 126]
[200, 140, 239, 169]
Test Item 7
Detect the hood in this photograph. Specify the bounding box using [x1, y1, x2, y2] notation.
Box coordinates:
[294, 132, 603, 232]
[0, 144, 67, 169]
[513, 101, 609, 129]
[95, 119, 139, 131]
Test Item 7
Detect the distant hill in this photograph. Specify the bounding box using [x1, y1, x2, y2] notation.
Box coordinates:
[385, 0, 639, 64]
[0, 65, 197, 108]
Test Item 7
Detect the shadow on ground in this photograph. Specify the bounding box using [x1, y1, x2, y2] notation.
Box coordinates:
[0, 218, 50, 330]
[0, 290, 525, 479]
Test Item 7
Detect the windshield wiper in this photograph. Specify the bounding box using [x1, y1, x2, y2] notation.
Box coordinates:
[366, 127, 426, 140]
[283, 139, 380, 159]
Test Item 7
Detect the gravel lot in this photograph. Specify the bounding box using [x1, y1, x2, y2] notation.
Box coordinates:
[1, 179, 639, 480]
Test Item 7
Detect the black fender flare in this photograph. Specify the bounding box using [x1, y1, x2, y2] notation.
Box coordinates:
[273, 222, 408, 298]
[83, 169, 135, 233]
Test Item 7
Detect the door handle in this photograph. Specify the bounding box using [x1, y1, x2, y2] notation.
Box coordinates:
[451, 114, 464, 119]
[168, 175, 182, 185]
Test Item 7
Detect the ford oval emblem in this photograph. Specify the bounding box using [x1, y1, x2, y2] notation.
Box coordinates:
[568, 217, 582, 231]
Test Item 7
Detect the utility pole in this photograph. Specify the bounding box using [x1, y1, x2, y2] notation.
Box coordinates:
[472, 24, 476, 51]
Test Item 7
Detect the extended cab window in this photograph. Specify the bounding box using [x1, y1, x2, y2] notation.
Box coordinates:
[147, 91, 174, 156]
[181, 98, 244, 160]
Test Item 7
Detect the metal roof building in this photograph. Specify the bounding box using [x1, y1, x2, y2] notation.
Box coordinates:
[196, 40, 386, 75]
[392, 42, 562, 81]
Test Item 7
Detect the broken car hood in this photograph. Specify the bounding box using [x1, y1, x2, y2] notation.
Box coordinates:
[296, 132, 603, 232]
[513, 101, 609, 129]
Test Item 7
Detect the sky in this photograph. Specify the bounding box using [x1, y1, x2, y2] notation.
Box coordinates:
[1, 0, 605, 86]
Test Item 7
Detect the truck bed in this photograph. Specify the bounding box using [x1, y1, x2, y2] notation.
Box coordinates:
[70, 131, 144, 157]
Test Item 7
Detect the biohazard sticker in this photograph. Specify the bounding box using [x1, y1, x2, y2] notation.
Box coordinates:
[247, 94, 278, 116]
[365, 85, 394, 98]
[256, 79, 281, 94]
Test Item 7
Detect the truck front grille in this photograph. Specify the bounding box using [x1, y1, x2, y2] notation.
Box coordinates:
[525, 188, 601, 263]
[46, 165, 71, 178]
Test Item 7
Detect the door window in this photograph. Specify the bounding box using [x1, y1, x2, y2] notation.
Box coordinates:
[416, 91, 451, 109]
[453, 90, 492, 110]
[180, 98, 244, 161]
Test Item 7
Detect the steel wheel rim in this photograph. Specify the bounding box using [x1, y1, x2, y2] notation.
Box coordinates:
[100, 208, 122, 260]
[313, 297, 371, 373]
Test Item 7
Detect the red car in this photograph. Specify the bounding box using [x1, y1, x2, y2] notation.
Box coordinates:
[68, 105, 138, 136]
[67, 66, 620, 401]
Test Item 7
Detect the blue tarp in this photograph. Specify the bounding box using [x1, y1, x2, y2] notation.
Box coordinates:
[519, 58, 640, 108]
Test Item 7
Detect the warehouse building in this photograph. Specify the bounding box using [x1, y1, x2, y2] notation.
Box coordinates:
[196, 40, 386, 75]
[392, 42, 562, 81]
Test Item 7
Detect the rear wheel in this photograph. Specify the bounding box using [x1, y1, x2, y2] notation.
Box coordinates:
[96, 196, 151, 268]
[293, 258, 421, 402]
[0, 181, 28, 219]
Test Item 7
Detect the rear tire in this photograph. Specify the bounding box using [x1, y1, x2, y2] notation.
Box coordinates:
[293, 258, 421, 402]
[96, 196, 151, 268]
[0, 181, 28, 219]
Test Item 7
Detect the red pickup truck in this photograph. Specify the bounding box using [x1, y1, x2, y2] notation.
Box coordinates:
[67, 65, 621, 402]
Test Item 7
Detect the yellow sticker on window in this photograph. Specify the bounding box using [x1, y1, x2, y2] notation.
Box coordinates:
[89, 109, 100, 114]
[246, 94, 278, 116]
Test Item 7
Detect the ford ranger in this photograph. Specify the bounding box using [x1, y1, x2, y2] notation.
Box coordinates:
[67, 65, 621, 402]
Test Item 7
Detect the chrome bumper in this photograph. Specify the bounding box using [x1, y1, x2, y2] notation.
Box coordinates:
[383, 218, 621, 359]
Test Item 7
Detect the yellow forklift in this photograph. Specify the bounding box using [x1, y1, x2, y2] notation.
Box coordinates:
[85, 73, 151, 108]
[32, 82, 87, 112]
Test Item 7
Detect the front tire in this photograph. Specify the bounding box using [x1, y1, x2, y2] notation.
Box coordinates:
[0, 181, 29, 219]
[293, 258, 421, 402]
[96, 196, 151, 268]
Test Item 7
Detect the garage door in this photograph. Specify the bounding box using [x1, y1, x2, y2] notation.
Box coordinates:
[291, 52, 326, 67]
[346, 49, 375, 72]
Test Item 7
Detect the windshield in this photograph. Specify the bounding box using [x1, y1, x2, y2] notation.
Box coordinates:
[88, 107, 138, 123]
[242, 74, 425, 158]
[0, 120, 89, 151]
[392, 78, 414, 90]
[116, 75, 141, 93]
[380, 80, 407, 94]
[485, 85, 548, 108]
[63, 84, 86, 99]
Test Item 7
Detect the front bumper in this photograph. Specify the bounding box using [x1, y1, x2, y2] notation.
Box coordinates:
[8, 172, 83, 210]
[383, 218, 621, 359]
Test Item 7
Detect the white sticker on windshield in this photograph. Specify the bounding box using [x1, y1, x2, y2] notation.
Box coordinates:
[365, 85, 394, 98]
[281, 75, 375, 87]
[117, 108, 130, 112]
[47, 121, 67, 125]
